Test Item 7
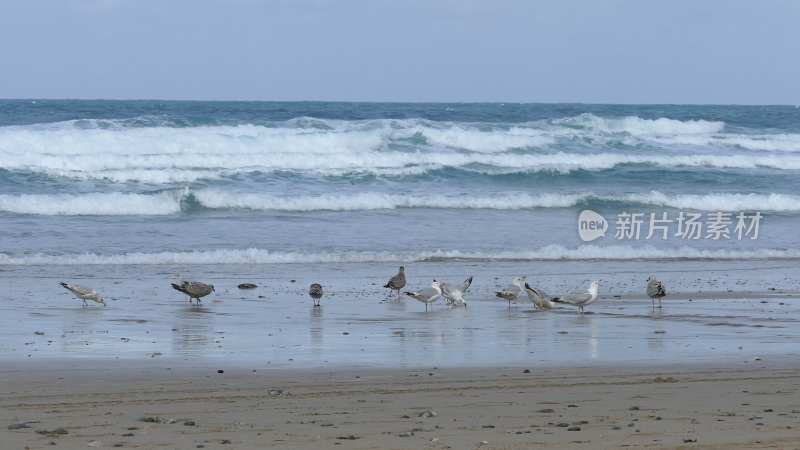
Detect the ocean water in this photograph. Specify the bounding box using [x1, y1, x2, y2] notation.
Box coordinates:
[3, 101, 800, 367]
[1, 100, 799, 264]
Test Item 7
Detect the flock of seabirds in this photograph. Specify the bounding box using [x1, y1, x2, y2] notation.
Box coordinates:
[58, 266, 668, 313]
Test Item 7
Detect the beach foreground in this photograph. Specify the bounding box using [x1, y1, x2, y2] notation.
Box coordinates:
[3, 361, 800, 449]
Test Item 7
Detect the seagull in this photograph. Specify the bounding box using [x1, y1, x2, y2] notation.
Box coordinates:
[440, 276, 473, 307]
[646, 276, 666, 308]
[404, 280, 442, 312]
[495, 276, 526, 308]
[552, 280, 600, 314]
[523, 282, 555, 310]
[309, 283, 324, 307]
[384, 265, 406, 298]
[171, 281, 215, 304]
[60, 282, 106, 307]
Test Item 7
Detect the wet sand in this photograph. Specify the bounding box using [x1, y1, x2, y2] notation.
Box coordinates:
[2, 259, 800, 367]
[2, 260, 800, 448]
[3, 360, 800, 449]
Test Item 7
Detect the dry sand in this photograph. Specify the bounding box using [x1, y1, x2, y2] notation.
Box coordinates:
[3, 360, 800, 449]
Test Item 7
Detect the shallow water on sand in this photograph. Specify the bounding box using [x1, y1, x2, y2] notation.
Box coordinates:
[2, 260, 799, 369]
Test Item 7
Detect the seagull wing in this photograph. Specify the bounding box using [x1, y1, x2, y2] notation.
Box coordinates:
[462, 276, 473, 293]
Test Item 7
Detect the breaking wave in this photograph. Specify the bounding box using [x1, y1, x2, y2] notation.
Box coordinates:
[2, 190, 799, 215]
[2, 245, 799, 265]
[2, 114, 800, 184]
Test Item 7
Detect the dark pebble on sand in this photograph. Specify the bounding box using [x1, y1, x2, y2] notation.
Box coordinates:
[36, 428, 69, 436]
[336, 435, 360, 440]
[568, 426, 581, 431]
[34, 331, 44, 336]
[523, 369, 531, 373]
[221, 439, 231, 444]
[556, 422, 569, 427]
[184, 420, 196, 426]
[629, 406, 640, 411]
[538, 408, 555, 413]
[8, 422, 33, 430]
[238, 283, 257, 289]
[683, 438, 697, 443]
[217, 369, 224, 374]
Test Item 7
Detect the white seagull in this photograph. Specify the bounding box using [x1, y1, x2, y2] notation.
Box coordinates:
[523, 282, 555, 310]
[404, 280, 442, 312]
[440, 276, 473, 307]
[646, 276, 666, 308]
[495, 276, 527, 308]
[60, 282, 106, 307]
[553, 280, 600, 314]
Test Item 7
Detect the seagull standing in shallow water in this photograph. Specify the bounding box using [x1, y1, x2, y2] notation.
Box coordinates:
[495, 276, 526, 308]
[646, 276, 666, 308]
[553, 280, 600, 314]
[404, 280, 442, 312]
[440, 276, 473, 307]
[171, 281, 215, 304]
[60, 282, 106, 307]
[309, 283, 324, 307]
[523, 282, 555, 310]
[384, 266, 406, 299]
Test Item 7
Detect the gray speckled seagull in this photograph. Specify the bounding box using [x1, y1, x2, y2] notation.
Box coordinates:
[523, 282, 555, 310]
[495, 276, 526, 308]
[384, 265, 406, 298]
[171, 281, 215, 304]
[309, 283, 324, 307]
[646, 276, 666, 308]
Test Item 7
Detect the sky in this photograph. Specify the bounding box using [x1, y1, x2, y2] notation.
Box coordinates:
[0, 0, 799, 104]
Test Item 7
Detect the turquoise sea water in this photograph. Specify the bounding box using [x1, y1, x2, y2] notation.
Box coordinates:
[1, 100, 799, 263]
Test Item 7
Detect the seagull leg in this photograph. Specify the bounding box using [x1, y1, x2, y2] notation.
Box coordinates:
[658, 298, 662, 309]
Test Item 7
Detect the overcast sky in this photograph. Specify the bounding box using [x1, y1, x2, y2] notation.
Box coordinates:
[1, 0, 798, 104]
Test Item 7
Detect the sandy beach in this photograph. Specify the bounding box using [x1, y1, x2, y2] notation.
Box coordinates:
[2, 260, 800, 448]
[3, 359, 800, 449]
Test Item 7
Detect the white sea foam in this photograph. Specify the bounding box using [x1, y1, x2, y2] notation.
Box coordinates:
[621, 192, 800, 212]
[558, 113, 726, 135]
[415, 125, 555, 152]
[0, 192, 181, 215]
[192, 191, 587, 211]
[2, 190, 799, 215]
[2, 244, 799, 265]
[5, 150, 800, 182]
[2, 115, 800, 183]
